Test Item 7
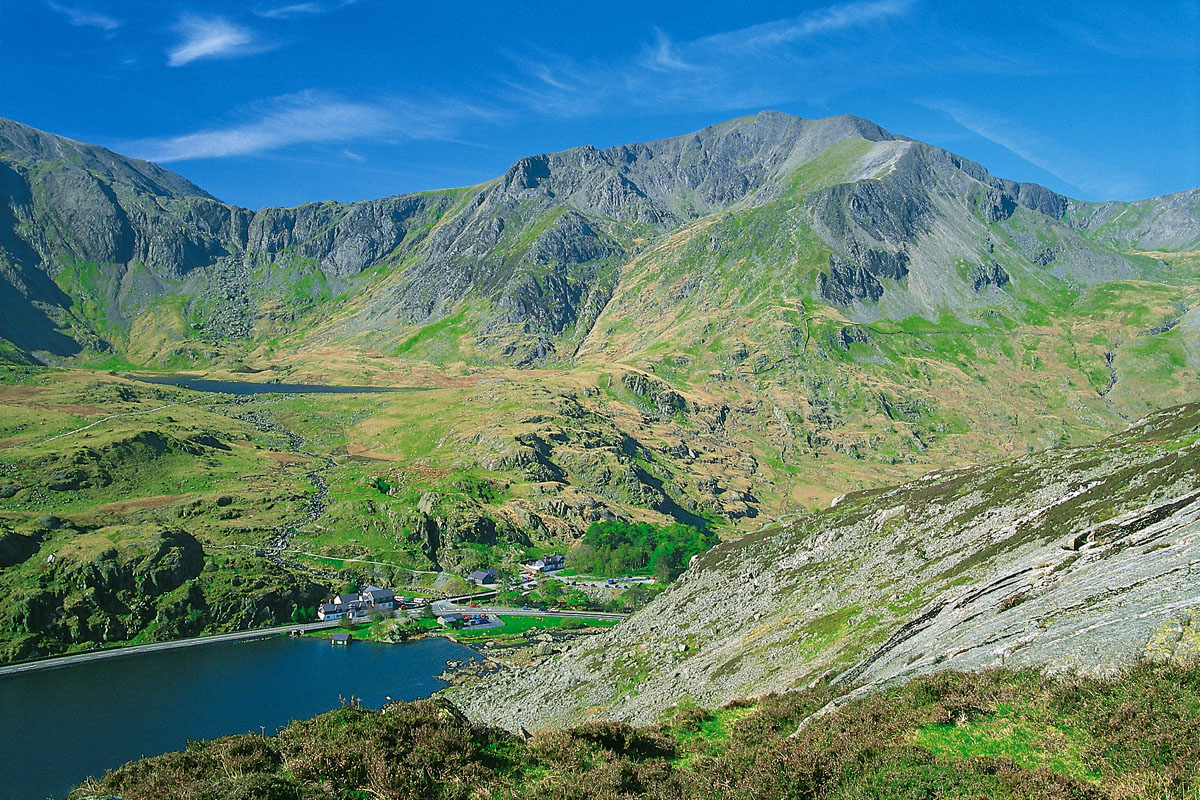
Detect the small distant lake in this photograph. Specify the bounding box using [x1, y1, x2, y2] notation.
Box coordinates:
[0, 636, 476, 800]
[132, 375, 417, 395]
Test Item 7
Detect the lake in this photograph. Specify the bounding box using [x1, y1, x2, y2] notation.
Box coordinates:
[132, 375, 420, 395]
[0, 635, 477, 800]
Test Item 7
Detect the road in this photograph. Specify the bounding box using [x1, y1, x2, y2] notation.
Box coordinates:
[547, 574, 656, 588]
[0, 621, 338, 678]
[431, 592, 625, 621]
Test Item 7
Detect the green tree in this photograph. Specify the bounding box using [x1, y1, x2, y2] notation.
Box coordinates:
[377, 616, 421, 642]
[566, 520, 717, 580]
[620, 584, 659, 610]
[563, 589, 592, 609]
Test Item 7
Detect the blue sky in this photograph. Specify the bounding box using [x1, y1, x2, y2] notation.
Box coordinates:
[3, 0, 1197, 208]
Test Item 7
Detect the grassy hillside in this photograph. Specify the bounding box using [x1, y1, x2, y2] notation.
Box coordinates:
[449, 402, 1200, 729]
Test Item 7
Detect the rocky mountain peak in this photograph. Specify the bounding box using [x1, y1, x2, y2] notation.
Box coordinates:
[0, 117, 214, 201]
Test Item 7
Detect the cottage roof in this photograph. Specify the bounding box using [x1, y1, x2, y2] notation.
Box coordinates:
[332, 633, 351, 642]
[468, 569, 497, 580]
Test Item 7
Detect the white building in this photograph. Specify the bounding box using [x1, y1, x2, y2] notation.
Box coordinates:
[317, 586, 397, 621]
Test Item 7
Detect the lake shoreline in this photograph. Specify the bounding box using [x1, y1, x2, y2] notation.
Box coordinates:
[300, 619, 613, 690]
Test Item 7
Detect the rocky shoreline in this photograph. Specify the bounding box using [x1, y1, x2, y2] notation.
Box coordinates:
[436, 627, 608, 688]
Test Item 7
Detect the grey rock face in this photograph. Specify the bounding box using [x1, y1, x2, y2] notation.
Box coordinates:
[621, 372, 689, 418]
[818, 247, 910, 305]
[819, 254, 883, 304]
[1068, 188, 1200, 251]
[447, 403, 1200, 731]
[967, 261, 1010, 291]
[0, 118, 213, 199]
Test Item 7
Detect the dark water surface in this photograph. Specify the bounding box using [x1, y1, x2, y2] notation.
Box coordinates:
[132, 375, 422, 394]
[1, 635, 475, 800]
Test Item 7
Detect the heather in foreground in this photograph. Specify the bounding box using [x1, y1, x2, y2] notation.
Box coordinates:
[72, 660, 1200, 800]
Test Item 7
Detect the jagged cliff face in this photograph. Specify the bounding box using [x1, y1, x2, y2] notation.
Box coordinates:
[3, 111, 1197, 366]
[447, 402, 1200, 730]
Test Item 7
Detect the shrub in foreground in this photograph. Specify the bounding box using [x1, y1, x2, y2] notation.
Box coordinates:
[73, 661, 1200, 800]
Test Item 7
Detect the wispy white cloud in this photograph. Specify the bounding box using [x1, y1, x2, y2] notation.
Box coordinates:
[256, 3, 323, 18]
[167, 15, 271, 66]
[254, 0, 360, 20]
[45, 1, 120, 32]
[342, 149, 366, 163]
[921, 99, 1142, 200]
[501, 0, 917, 118]
[696, 0, 912, 52]
[641, 28, 696, 73]
[1035, 2, 1200, 61]
[127, 91, 496, 162]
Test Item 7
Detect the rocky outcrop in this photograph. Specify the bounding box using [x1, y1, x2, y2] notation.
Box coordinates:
[0, 530, 39, 568]
[447, 403, 1200, 730]
[19, 429, 212, 496]
[621, 372, 689, 418]
[818, 248, 911, 304]
[48, 527, 204, 600]
[0, 522, 325, 662]
[967, 261, 1010, 291]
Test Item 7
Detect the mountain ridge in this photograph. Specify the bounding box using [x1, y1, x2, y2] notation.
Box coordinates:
[2, 110, 1197, 367]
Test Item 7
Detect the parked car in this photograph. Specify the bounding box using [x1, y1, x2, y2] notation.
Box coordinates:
[521, 605, 533, 610]
[469, 603, 480, 607]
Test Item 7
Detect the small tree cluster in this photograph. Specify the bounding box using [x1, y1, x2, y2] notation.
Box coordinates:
[568, 520, 718, 581]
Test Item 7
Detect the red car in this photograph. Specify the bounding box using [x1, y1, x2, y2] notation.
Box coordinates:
[469, 602, 480, 607]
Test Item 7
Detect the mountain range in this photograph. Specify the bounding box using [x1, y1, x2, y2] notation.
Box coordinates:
[3, 110, 1198, 368]
[1, 111, 1199, 670]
